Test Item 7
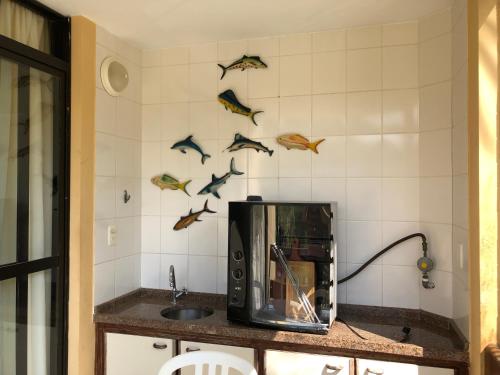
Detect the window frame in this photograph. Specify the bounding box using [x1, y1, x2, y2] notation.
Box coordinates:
[0, 1, 70, 374]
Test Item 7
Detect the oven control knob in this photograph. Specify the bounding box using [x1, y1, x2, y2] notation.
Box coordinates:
[232, 250, 243, 261]
[232, 269, 243, 280]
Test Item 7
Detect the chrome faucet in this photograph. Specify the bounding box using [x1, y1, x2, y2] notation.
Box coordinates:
[169, 265, 187, 304]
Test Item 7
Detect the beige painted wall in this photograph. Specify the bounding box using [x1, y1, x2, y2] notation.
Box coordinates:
[468, 0, 499, 374]
[68, 16, 96, 375]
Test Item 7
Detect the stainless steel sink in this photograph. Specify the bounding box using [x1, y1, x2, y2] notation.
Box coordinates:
[161, 306, 214, 320]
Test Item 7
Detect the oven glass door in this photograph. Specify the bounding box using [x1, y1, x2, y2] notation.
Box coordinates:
[250, 204, 331, 333]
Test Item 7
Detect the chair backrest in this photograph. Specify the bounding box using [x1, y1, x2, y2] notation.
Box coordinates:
[158, 351, 258, 375]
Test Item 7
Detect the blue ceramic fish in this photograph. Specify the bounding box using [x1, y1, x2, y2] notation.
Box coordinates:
[225, 133, 274, 156]
[171, 135, 211, 164]
[218, 89, 262, 126]
[198, 157, 243, 199]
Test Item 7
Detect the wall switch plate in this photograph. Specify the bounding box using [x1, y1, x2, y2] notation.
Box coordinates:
[107, 225, 117, 247]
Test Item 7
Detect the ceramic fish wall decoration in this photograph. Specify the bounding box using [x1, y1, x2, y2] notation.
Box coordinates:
[217, 55, 267, 79]
[171, 135, 211, 164]
[225, 133, 274, 156]
[218, 89, 263, 126]
[198, 157, 243, 199]
[151, 174, 191, 196]
[173, 199, 216, 230]
[277, 134, 325, 154]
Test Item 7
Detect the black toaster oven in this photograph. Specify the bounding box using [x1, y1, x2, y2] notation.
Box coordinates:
[227, 201, 337, 334]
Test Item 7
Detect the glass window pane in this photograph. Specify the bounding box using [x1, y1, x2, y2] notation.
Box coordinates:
[28, 268, 59, 375]
[0, 0, 50, 54]
[29, 68, 58, 261]
[0, 57, 18, 266]
[0, 277, 17, 375]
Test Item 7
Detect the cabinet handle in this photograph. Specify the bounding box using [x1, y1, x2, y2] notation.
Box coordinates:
[153, 342, 168, 350]
[366, 368, 384, 375]
[325, 363, 343, 371]
[186, 347, 200, 352]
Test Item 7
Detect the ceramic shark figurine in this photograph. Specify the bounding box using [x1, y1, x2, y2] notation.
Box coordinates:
[218, 89, 262, 126]
[173, 199, 216, 230]
[171, 135, 211, 164]
[198, 157, 243, 199]
[217, 55, 268, 79]
[225, 133, 274, 156]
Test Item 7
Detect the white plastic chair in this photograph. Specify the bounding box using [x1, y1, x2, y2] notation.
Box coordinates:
[158, 350, 258, 375]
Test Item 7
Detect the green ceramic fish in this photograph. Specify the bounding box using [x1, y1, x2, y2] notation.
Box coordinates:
[225, 133, 274, 156]
[218, 89, 262, 126]
[217, 55, 267, 79]
[151, 174, 191, 196]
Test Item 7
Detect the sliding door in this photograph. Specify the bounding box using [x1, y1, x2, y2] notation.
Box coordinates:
[0, 1, 70, 375]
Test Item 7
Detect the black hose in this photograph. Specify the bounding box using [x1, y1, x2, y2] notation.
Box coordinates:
[337, 233, 428, 285]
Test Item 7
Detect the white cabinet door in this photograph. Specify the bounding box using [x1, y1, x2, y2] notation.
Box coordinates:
[266, 350, 352, 375]
[356, 359, 454, 375]
[106, 333, 174, 375]
[179, 341, 255, 375]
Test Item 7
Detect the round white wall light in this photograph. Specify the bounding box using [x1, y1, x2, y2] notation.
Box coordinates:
[100, 56, 129, 96]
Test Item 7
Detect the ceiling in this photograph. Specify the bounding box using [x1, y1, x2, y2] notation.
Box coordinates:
[41, 0, 452, 49]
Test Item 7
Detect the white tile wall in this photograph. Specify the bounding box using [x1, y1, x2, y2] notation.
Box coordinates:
[279, 55, 312, 96]
[419, 34, 452, 86]
[419, 8, 452, 42]
[382, 22, 418, 46]
[94, 25, 142, 306]
[419, 82, 452, 131]
[450, 0, 469, 338]
[382, 89, 419, 133]
[312, 30, 346, 52]
[312, 94, 346, 136]
[382, 265, 420, 309]
[347, 92, 381, 135]
[312, 52, 346, 94]
[91, 12, 466, 321]
[346, 49, 382, 91]
[382, 45, 418, 89]
[418, 4, 468, 330]
[347, 26, 381, 49]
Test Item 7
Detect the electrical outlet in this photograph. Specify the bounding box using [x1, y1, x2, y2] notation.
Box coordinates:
[107, 225, 117, 247]
[459, 243, 464, 270]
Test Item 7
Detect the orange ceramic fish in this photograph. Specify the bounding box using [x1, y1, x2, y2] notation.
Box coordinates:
[276, 134, 325, 154]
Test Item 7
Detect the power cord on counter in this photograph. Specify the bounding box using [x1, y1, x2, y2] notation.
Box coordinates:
[336, 318, 367, 340]
[336, 318, 412, 343]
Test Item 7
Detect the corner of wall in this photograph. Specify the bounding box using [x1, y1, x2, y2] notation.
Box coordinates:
[93, 23, 143, 306]
[417, 6, 456, 320]
[69, 15, 97, 375]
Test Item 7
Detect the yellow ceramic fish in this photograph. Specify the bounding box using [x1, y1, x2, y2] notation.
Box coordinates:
[276, 134, 325, 154]
[151, 174, 191, 196]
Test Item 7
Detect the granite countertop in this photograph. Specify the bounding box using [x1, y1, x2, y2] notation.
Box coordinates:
[94, 289, 468, 369]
